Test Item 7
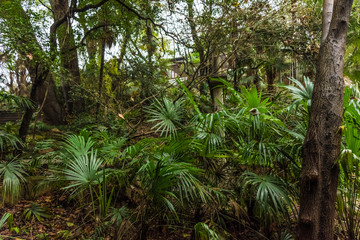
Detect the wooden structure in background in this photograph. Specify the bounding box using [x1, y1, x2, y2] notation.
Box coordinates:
[0, 111, 23, 124]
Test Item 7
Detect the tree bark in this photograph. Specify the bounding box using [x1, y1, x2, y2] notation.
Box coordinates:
[187, 0, 207, 95]
[96, 37, 106, 116]
[298, 1, 353, 240]
[321, 0, 334, 43]
[266, 65, 275, 93]
[141, 22, 155, 98]
[50, 0, 83, 114]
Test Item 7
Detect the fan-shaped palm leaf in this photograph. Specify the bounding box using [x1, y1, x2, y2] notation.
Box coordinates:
[0, 91, 35, 109]
[239, 171, 295, 226]
[0, 160, 27, 203]
[63, 150, 103, 193]
[64, 135, 95, 157]
[193, 112, 225, 154]
[0, 130, 23, 151]
[146, 97, 185, 138]
[137, 157, 210, 218]
[282, 77, 313, 112]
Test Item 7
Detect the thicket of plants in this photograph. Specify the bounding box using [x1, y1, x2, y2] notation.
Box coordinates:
[1, 78, 360, 240]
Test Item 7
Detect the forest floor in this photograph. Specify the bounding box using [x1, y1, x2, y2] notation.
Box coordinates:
[0, 189, 262, 239]
[0, 188, 196, 239]
[0, 190, 98, 239]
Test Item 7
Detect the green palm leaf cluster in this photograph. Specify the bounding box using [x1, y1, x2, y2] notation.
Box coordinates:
[62, 134, 106, 219]
[0, 130, 23, 152]
[49, 78, 326, 238]
[337, 94, 360, 239]
[146, 97, 185, 138]
[0, 91, 34, 109]
[193, 112, 225, 155]
[239, 171, 295, 227]
[137, 157, 208, 217]
[64, 135, 96, 157]
[0, 160, 26, 203]
[63, 150, 103, 193]
[282, 77, 313, 113]
[23, 203, 51, 222]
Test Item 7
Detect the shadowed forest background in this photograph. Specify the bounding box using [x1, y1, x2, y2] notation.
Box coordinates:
[0, 0, 360, 239]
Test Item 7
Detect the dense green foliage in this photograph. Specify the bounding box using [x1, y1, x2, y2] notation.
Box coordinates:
[0, 0, 359, 239]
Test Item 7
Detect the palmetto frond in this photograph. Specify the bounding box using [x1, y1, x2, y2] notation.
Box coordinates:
[283, 77, 313, 112]
[137, 157, 210, 218]
[0, 160, 27, 203]
[100, 137, 127, 163]
[64, 135, 96, 157]
[0, 130, 23, 151]
[239, 171, 295, 226]
[194, 222, 222, 240]
[192, 112, 225, 155]
[146, 97, 185, 138]
[0, 91, 35, 109]
[63, 150, 103, 194]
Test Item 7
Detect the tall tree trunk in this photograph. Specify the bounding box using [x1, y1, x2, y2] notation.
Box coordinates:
[187, 0, 207, 94]
[15, 57, 29, 97]
[112, 31, 130, 96]
[142, 22, 155, 98]
[266, 65, 275, 92]
[19, 64, 46, 141]
[298, 1, 353, 240]
[19, 63, 63, 140]
[50, 0, 83, 114]
[96, 37, 106, 116]
[208, 55, 224, 112]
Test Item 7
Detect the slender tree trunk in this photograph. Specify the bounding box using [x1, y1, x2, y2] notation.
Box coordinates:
[208, 55, 224, 112]
[112, 31, 130, 96]
[298, 1, 353, 240]
[266, 65, 275, 92]
[230, 19, 240, 92]
[321, 0, 334, 43]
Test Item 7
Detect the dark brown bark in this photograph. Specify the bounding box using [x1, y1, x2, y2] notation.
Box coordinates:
[266, 65, 275, 92]
[50, 0, 83, 114]
[35, 74, 63, 125]
[19, 64, 43, 141]
[19, 65, 63, 140]
[298, 1, 353, 240]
